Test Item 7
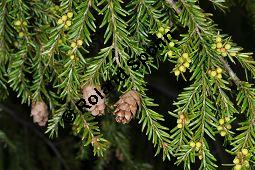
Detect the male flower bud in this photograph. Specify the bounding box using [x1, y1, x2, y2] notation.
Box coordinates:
[221, 52, 227, 57]
[57, 19, 63, 25]
[220, 131, 226, 136]
[225, 44, 231, 50]
[225, 116, 230, 122]
[177, 114, 187, 128]
[177, 124, 183, 128]
[216, 67, 222, 74]
[216, 42, 223, 49]
[14, 20, 22, 26]
[234, 165, 242, 170]
[230, 52, 237, 57]
[217, 74, 222, 79]
[66, 20, 72, 27]
[67, 12, 73, 18]
[19, 32, 24, 38]
[243, 160, 249, 168]
[62, 15, 68, 21]
[156, 32, 163, 39]
[217, 126, 223, 131]
[23, 21, 27, 26]
[178, 57, 184, 63]
[241, 148, 248, 155]
[167, 51, 173, 57]
[179, 65, 186, 72]
[77, 40, 83, 46]
[159, 27, 165, 33]
[219, 118, 225, 125]
[210, 70, 217, 77]
[14, 41, 19, 47]
[220, 48, 226, 52]
[58, 39, 63, 44]
[233, 158, 240, 164]
[71, 42, 77, 48]
[189, 141, 196, 148]
[174, 69, 180, 76]
[182, 53, 189, 59]
[211, 44, 216, 49]
[70, 55, 75, 60]
[183, 62, 190, 68]
[216, 36, 222, 43]
[169, 42, 175, 47]
[164, 27, 170, 34]
[196, 142, 202, 148]
[226, 124, 232, 130]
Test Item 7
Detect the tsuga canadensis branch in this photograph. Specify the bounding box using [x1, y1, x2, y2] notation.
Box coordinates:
[1, 0, 255, 169]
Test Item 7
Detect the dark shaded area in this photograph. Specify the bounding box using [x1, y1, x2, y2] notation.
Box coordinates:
[0, 1, 254, 170]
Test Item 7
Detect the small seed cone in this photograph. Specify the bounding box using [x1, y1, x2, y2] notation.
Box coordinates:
[82, 85, 105, 116]
[113, 90, 140, 124]
[31, 101, 48, 126]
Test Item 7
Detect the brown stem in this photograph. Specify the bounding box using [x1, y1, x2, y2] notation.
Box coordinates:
[219, 57, 241, 86]
[165, 0, 181, 14]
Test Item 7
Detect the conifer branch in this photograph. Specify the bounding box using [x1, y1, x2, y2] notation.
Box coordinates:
[165, 0, 181, 14]
[219, 57, 241, 86]
[1, 0, 255, 169]
[164, 0, 255, 168]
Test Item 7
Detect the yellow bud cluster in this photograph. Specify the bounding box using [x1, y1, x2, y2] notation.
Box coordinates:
[14, 41, 19, 48]
[57, 12, 73, 29]
[14, 20, 22, 26]
[14, 20, 28, 38]
[217, 116, 231, 137]
[18, 31, 24, 38]
[58, 39, 63, 45]
[189, 141, 203, 152]
[70, 54, 75, 60]
[177, 114, 187, 129]
[68, 39, 82, 61]
[173, 53, 192, 76]
[156, 26, 171, 39]
[233, 149, 250, 170]
[68, 52, 79, 61]
[212, 36, 237, 57]
[14, 20, 27, 27]
[158, 26, 170, 35]
[168, 41, 175, 48]
[208, 67, 223, 79]
[167, 50, 173, 58]
[70, 39, 83, 49]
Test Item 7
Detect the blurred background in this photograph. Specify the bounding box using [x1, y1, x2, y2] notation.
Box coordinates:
[0, 1, 255, 170]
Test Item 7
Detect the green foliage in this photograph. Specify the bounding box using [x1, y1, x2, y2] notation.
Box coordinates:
[0, 0, 255, 169]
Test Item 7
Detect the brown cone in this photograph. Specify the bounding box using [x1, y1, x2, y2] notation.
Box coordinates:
[31, 101, 49, 126]
[113, 90, 140, 124]
[82, 85, 105, 116]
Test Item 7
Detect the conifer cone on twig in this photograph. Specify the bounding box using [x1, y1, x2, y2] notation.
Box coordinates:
[31, 101, 49, 126]
[82, 85, 105, 116]
[113, 90, 141, 124]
